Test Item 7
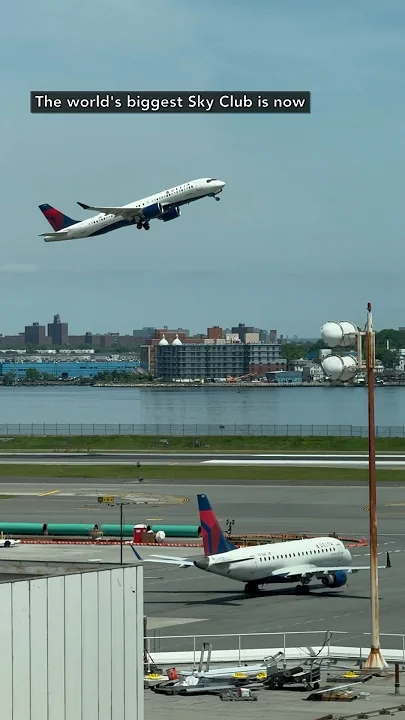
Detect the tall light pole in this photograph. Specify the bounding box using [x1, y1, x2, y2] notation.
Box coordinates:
[320, 304, 388, 671]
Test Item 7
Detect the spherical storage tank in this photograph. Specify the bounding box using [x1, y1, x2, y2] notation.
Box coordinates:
[321, 354, 358, 382]
[321, 321, 358, 348]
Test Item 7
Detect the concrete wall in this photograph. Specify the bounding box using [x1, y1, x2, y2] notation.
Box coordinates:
[0, 565, 144, 720]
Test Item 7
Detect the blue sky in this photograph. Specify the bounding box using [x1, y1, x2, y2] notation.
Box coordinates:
[1, 0, 404, 337]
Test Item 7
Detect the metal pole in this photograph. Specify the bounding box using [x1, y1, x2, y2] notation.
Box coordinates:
[395, 662, 400, 694]
[120, 503, 123, 565]
[364, 302, 387, 670]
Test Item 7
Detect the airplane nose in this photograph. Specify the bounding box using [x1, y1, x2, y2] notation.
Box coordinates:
[218, 181, 225, 188]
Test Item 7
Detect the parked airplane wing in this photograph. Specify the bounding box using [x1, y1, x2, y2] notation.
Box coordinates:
[77, 202, 142, 219]
[271, 552, 391, 579]
[133, 549, 194, 568]
[271, 564, 318, 578]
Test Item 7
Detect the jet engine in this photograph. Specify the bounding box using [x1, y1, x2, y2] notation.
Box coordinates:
[142, 202, 164, 220]
[160, 207, 181, 222]
[321, 570, 347, 588]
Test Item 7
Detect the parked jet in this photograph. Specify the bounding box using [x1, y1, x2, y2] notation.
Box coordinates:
[132, 493, 390, 595]
[38, 178, 225, 242]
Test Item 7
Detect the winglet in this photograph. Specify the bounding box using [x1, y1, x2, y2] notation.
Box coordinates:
[131, 545, 143, 561]
[77, 202, 91, 210]
[386, 551, 391, 568]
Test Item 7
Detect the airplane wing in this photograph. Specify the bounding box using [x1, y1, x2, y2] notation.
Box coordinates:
[77, 202, 143, 220]
[271, 553, 391, 579]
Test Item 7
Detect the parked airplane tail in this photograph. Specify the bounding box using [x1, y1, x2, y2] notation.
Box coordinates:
[39, 204, 79, 231]
[197, 493, 237, 556]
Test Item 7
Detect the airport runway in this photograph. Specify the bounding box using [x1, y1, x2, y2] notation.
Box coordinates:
[0, 481, 404, 655]
[1, 451, 405, 467]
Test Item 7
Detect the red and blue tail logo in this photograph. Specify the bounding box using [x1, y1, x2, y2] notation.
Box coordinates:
[197, 493, 237, 556]
[39, 204, 79, 231]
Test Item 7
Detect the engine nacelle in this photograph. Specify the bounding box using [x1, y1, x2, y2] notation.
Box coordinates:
[161, 206, 181, 222]
[142, 202, 163, 220]
[321, 570, 347, 588]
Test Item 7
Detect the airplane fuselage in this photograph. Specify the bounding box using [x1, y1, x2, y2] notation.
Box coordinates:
[194, 536, 353, 584]
[41, 177, 224, 242]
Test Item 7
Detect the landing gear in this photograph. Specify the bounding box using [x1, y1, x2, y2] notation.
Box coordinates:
[295, 584, 310, 595]
[136, 222, 143, 229]
[136, 221, 150, 230]
[244, 581, 260, 596]
[214, 196, 220, 201]
[143, 222, 150, 230]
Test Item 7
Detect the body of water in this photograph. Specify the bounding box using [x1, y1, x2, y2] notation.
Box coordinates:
[0, 385, 404, 427]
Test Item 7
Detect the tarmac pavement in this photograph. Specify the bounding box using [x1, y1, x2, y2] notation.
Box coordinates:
[0, 480, 404, 664]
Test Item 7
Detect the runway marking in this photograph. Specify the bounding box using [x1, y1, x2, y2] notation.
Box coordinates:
[146, 518, 164, 521]
[38, 489, 60, 497]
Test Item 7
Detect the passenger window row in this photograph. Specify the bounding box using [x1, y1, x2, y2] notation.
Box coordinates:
[259, 547, 336, 562]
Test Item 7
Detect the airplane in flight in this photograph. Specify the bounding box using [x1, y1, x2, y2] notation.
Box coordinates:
[38, 177, 225, 242]
[132, 493, 391, 596]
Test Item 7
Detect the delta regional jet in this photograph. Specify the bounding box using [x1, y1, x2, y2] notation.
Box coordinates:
[38, 178, 225, 242]
[133, 494, 391, 596]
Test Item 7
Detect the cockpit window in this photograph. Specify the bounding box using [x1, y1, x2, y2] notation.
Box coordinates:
[206, 178, 217, 183]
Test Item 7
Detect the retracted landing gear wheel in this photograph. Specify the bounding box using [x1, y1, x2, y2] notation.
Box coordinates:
[244, 582, 260, 596]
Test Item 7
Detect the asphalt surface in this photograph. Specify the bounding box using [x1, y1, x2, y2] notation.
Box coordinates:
[0, 480, 404, 663]
[2, 451, 405, 467]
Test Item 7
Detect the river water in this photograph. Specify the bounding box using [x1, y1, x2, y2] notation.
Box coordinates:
[0, 386, 404, 428]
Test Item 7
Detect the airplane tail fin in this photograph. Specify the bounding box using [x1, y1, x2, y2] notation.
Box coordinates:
[39, 204, 79, 231]
[197, 493, 237, 556]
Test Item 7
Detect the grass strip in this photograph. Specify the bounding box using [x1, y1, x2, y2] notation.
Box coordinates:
[0, 464, 403, 481]
[0, 434, 405, 453]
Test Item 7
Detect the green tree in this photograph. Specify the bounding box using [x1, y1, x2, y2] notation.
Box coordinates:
[25, 368, 42, 383]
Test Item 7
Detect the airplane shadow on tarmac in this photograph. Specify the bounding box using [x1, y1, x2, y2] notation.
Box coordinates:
[144, 586, 373, 607]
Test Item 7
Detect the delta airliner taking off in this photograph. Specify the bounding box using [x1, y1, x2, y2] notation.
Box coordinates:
[38, 177, 225, 242]
[133, 494, 391, 596]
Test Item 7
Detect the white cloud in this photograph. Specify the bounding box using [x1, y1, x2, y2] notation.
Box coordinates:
[0, 264, 38, 273]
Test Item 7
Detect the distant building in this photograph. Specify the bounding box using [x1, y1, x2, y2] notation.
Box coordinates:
[0, 361, 140, 380]
[207, 326, 223, 340]
[266, 370, 303, 385]
[153, 342, 286, 381]
[24, 322, 46, 345]
[47, 314, 68, 345]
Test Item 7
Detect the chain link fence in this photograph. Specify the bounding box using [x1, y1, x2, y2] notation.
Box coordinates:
[0, 423, 404, 436]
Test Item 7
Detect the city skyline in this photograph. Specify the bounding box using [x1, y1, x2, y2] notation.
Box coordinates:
[1, 2, 404, 335]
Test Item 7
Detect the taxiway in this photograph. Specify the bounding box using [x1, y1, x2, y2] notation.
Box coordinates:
[0, 479, 403, 659]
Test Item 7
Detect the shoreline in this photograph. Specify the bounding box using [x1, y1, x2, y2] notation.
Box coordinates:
[0, 382, 400, 389]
